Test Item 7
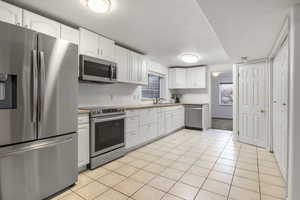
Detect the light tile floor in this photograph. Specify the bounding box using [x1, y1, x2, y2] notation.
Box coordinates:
[51, 129, 286, 200]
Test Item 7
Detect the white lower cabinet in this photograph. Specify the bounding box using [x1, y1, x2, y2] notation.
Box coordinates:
[125, 106, 184, 149]
[78, 114, 90, 169]
[157, 112, 165, 136]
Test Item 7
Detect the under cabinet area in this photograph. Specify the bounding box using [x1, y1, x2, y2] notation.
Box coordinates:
[125, 105, 185, 150]
[77, 113, 90, 169]
[169, 67, 206, 89]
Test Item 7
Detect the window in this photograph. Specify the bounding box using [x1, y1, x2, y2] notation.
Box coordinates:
[142, 74, 161, 98]
[219, 83, 233, 105]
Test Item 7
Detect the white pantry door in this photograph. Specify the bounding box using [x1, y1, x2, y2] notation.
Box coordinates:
[273, 39, 289, 180]
[238, 61, 269, 148]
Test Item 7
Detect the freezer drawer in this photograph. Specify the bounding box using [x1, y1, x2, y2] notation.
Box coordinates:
[0, 133, 77, 200]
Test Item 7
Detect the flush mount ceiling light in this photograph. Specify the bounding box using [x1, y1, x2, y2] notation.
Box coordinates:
[212, 72, 220, 77]
[180, 53, 200, 64]
[87, 0, 111, 13]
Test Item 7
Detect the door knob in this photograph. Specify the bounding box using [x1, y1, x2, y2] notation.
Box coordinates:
[260, 110, 266, 113]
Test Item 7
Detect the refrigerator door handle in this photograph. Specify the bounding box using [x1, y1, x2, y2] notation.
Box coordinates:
[0, 137, 73, 158]
[38, 51, 46, 123]
[32, 50, 38, 123]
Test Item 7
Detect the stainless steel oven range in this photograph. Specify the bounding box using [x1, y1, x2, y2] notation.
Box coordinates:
[85, 106, 126, 169]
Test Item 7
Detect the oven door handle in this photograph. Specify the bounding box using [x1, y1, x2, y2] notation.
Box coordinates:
[92, 116, 126, 123]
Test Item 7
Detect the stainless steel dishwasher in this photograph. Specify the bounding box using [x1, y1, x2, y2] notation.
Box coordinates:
[185, 105, 203, 129]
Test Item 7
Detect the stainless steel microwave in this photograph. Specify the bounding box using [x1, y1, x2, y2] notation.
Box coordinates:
[79, 55, 117, 83]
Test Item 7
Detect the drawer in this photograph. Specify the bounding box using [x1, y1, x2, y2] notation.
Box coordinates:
[126, 109, 140, 117]
[78, 124, 90, 132]
[78, 115, 89, 124]
[126, 116, 139, 132]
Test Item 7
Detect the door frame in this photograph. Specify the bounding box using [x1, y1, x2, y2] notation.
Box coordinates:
[209, 70, 234, 131]
[233, 58, 272, 150]
[268, 17, 290, 189]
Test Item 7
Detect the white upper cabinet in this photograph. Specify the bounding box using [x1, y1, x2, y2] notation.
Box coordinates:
[99, 36, 115, 62]
[186, 67, 206, 88]
[115, 46, 129, 82]
[0, 1, 22, 26]
[169, 67, 206, 89]
[79, 28, 115, 62]
[79, 28, 99, 57]
[60, 24, 79, 45]
[130, 52, 139, 83]
[23, 10, 60, 38]
[115, 45, 148, 85]
[169, 68, 186, 89]
[139, 59, 149, 85]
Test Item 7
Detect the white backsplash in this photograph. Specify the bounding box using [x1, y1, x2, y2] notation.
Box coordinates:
[78, 82, 142, 107]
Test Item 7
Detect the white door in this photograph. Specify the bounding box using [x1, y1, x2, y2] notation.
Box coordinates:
[168, 69, 176, 89]
[273, 39, 289, 180]
[0, 1, 22, 26]
[23, 11, 60, 38]
[116, 46, 129, 82]
[129, 52, 138, 83]
[175, 68, 186, 88]
[238, 61, 269, 148]
[79, 28, 99, 57]
[60, 25, 79, 45]
[140, 59, 149, 85]
[99, 36, 115, 62]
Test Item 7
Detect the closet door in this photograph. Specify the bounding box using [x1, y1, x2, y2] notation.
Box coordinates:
[273, 39, 289, 180]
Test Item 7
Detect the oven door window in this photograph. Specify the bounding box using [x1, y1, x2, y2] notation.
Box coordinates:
[84, 61, 111, 78]
[94, 118, 124, 154]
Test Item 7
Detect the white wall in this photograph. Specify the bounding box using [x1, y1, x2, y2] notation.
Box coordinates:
[211, 71, 233, 119]
[78, 60, 169, 107]
[288, 4, 300, 200]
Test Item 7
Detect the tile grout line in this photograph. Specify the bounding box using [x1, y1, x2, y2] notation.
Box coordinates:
[191, 132, 233, 200]
[226, 137, 242, 200]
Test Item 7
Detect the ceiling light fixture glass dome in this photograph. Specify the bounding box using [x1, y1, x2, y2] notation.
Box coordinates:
[87, 0, 111, 13]
[180, 53, 200, 64]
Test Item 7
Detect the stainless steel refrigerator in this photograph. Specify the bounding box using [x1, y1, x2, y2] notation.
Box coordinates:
[0, 22, 78, 200]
